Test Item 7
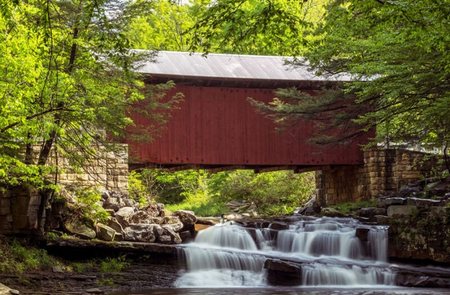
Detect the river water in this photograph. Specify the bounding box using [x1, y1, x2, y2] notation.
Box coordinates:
[111, 287, 450, 295]
[112, 216, 450, 295]
[176, 217, 395, 287]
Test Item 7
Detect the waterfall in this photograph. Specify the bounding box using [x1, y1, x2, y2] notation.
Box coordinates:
[175, 218, 396, 287]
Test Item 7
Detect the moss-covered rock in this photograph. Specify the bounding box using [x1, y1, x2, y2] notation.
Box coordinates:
[387, 206, 450, 264]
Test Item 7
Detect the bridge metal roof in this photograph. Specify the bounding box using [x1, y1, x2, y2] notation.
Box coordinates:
[137, 51, 351, 86]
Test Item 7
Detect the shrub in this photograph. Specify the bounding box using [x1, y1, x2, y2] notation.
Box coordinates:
[128, 170, 151, 207]
[75, 187, 109, 223]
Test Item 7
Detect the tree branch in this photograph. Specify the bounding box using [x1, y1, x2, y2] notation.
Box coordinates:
[0, 107, 71, 133]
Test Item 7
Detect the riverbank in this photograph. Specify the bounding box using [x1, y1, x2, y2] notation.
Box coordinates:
[2, 212, 450, 294]
[0, 235, 180, 294]
[1, 259, 179, 295]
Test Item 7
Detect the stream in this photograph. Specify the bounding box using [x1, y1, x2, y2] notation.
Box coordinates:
[112, 216, 450, 294]
[176, 217, 394, 287]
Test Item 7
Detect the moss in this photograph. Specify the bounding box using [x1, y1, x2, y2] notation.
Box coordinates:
[329, 199, 377, 215]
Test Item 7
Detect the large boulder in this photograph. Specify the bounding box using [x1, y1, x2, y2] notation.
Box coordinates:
[106, 217, 124, 234]
[159, 225, 182, 244]
[0, 283, 19, 295]
[387, 205, 417, 217]
[394, 268, 450, 288]
[142, 203, 164, 217]
[102, 191, 129, 212]
[264, 259, 302, 286]
[130, 210, 166, 225]
[268, 221, 289, 231]
[388, 206, 450, 264]
[130, 211, 151, 224]
[96, 223, 117, 241]
[163, 216, 184, 232]
[355, 227, 370, 242]
[406, 197, 442, 208]
[64, 220, 96, 239]
[123, 224, 162, 243]
[115, 207, 135, 227]
[173, 210, 197, 232]
[381, 197, 406, 207]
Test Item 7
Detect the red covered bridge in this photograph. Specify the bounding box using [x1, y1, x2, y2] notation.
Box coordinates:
[127, 51, 368, 171]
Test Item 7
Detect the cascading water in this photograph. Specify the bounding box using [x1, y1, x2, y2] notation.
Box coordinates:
[175, 216, 396, 288]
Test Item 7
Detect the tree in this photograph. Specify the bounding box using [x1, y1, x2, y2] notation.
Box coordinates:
[126, 0, 196, 51]
[188, 0, 450, 170]
[0, 0, 178, 232]
[188, 0, 310, 55]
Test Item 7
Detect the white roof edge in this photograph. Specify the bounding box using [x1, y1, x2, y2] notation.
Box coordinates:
[135, 50, 352, 82]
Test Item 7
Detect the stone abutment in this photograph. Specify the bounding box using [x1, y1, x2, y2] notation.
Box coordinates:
[317, 148, 443, 205]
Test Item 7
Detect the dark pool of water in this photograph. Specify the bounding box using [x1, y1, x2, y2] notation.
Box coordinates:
[110, 287, 450, 295]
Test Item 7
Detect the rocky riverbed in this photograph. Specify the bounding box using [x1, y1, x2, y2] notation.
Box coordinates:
[0, 257, 180, 295]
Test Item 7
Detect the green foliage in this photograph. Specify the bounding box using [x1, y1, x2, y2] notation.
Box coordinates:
[165, 187, 227, 217]
[187, 0, 449, 169]
[0, 0, 179, 189]
[0, 239, 59, 273]
[304, 0, 450, 152]
[72, 261, 95, 273]
[213, 170, 316, 216]
[141, 169, 207, 205]
[188, 0, 311, 55]
[75, 187, 109, 223]
[138, 168, 315, 217]
[100, 256, 129, 273]
[71, 256, 128, 274]
[128, 170, 151, 208]
[0, 156, 47, 188]
[126, 0, 195, 51]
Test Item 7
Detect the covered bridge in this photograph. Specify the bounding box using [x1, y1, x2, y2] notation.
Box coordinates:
[127, 51, 368, 171]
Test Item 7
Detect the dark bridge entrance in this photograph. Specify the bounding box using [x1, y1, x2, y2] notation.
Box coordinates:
[127, 51, 369, 171]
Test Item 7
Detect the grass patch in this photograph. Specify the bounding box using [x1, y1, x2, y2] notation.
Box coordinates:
[0, 238, 60, 273]
[165, 191, 227, 216]
[100, 256, 128, 273]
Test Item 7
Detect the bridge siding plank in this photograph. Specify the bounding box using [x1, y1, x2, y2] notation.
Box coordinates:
[128, 85, 367, 167]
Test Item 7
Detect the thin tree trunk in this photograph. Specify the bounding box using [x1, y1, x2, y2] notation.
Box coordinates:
[444, 142, 450, 174]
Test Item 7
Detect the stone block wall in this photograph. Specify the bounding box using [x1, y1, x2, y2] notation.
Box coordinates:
[316, 166, 368, 205]
[317, 148, 442, 205]
[0, 186, 41, 233]
[0, 144, 129, 234]
[49, 144, 129, 193]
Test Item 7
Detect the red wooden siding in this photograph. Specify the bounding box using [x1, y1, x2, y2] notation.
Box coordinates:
[127, 85, 368, 168]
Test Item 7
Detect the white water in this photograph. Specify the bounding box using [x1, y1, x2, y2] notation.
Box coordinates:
[175, 217, 395, 287]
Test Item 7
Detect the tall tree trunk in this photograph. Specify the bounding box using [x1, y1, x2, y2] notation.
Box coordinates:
[35, 23, 80, 235]
[36, 131, 57, 234]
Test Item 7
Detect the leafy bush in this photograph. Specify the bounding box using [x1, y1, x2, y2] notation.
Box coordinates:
[136, 168, 315, 217]
[213, 170, 316, 216]
[75, 187, 109, 223]
[128, 170, 151, 207]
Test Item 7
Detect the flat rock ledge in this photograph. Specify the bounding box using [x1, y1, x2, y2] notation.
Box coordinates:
[0, 283, 19, 295]
[45, 237, 178, 257]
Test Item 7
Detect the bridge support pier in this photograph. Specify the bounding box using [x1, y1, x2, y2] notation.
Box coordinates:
[316, 148, 441, 206]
